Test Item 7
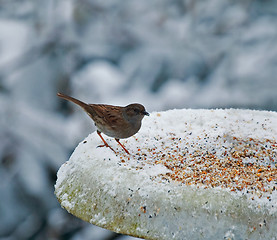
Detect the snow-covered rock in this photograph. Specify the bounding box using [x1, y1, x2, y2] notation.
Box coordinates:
[55, 108, 277, 240]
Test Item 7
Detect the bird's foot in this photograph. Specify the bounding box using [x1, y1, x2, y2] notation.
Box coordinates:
[97, 144, 116, 153]
[115, 139, 130, 154]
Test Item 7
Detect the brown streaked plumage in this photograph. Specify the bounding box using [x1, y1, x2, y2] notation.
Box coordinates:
[57, 93, 149, 154]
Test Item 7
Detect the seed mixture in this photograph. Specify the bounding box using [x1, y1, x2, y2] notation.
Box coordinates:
[149, 135, 276, 200]
[117, 110, 277, 203]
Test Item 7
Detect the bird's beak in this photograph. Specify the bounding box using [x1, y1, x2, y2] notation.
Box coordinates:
[143, 111, 150, 116]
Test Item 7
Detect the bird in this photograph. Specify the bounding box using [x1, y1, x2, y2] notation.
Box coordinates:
[57, 92, 149, 154]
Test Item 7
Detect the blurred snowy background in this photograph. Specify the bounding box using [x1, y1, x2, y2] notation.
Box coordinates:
[0, 0, 277, 239]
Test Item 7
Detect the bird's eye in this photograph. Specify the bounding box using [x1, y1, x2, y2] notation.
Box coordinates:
[134, 108, 140, 113]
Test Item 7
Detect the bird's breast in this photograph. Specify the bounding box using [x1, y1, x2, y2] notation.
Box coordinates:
[95, 121, 141, 139]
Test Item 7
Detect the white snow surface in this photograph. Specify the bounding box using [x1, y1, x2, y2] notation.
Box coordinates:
[55, 108, 277, 240]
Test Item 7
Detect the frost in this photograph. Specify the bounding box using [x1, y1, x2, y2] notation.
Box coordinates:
[55, 109, 277, 240]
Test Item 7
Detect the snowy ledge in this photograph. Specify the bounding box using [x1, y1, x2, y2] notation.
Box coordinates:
[55, 109, 277, 240]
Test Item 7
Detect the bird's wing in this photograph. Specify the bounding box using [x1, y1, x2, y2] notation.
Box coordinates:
[89, 104, 123, 129]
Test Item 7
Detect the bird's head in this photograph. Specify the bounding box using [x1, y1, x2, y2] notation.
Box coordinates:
[123, 103, 149, 124]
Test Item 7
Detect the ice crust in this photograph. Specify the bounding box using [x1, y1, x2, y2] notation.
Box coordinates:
[55, 109, 277, 240]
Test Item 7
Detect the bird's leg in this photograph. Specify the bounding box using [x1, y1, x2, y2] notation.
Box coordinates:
[97, 131, 115, 153]
[115, 138, 130, 154]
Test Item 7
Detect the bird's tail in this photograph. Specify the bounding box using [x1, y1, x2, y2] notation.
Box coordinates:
[57, 92, 93, 114]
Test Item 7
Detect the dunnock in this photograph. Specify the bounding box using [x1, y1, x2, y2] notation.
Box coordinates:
[57, 93, 149, 154]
